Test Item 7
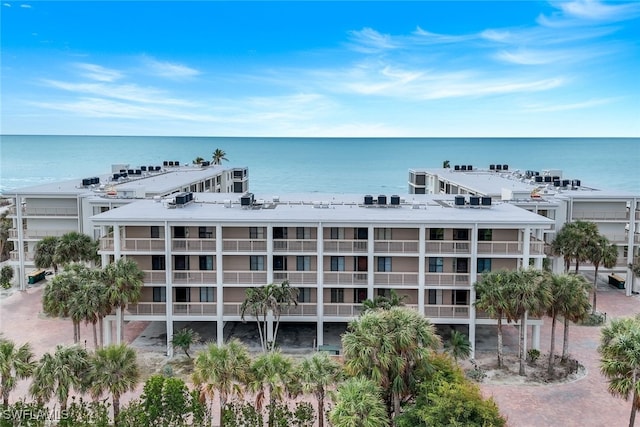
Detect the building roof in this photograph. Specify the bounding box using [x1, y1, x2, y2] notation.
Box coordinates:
[91, 192, 554, 227]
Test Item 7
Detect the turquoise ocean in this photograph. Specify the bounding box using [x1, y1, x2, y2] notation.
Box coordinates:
[0, 136, 638, 194]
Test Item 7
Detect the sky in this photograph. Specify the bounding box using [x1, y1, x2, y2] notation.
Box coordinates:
[1, 1, 639, 137]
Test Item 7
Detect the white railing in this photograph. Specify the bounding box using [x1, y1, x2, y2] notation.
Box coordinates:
[323, 240, 368, 253]
[172, 239, 216, 252]
[143, 270, 166, 284]
[281, 303, 318, 316]
[424, 305, 470, 319]
[223, 302, 243, 316]
[572, 211, 628, 221]
[273, 240, 318, 252]
[425, 273, 470, 287]
[24, 207, 78, 216]
[477, 241, 523, 254]
[273, 271, 318, 284]
[323, 303, 364, 317]
[324, 272, 368, 285]
[604, 234, 630, 243]
[172, 271, 217, 284]
[126, 303, 166, 315]
[223, 239, 267, 252]
[173, 303, 216, 316]
[374, 240, 419, 253]
[374, 272, 419, 286]
[100, 238, 114, 250]
[9, 229, 68, 239]
[425, 241, 470, 254]
[223, 271, 268, 284]
[530, 241, 546, 255]
[9, 251, 34, 261]
[121, 238, 165, 251]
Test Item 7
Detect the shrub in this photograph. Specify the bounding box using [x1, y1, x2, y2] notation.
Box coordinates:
[527, 349, 541, 364]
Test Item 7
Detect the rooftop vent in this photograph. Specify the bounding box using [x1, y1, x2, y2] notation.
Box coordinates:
[364, 195, 374, 205]
[467, 165, 473, 171]
[481, 196, 492, 206]
[461, 165, 467, 171]
[141, 166, 147, 171]
[469, 196, 480, 206]
[454, 165, 460, 171]
[240, 193, 254, 208]
[496, 164, 502, 171]
[489, 164, 496, 170]
[454, 196, 465, 207]
[175, 192, 193, 206]
[390, 195, 400, 205]
[503, 164, 509, 171]
[378, 195, 387, 205]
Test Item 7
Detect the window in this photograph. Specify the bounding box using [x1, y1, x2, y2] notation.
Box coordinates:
[355, 228, 368, 240]
[354, 289, 367, 303]
[377, 257, 392, 272]
[428, 257, 443, 273]
[199, 255, 214, 271]
[375, 228, 392, 240]
[152, 255, 165, 270]
[453, 229, 469, 240]
[250, 256, 265, 271]
[150, 226, 160, 238]
[199, 227, 213, 238]
[174, 255, 189, 271]
[273, 227, 288, 239]
[478, 229, 492, 241]
[477, 258, 492, 273]
[175, 287, 190, 303]
[296, 256, 311, 271]
[200, 287, 215, 302]
[233, 182, 243, 193]
[273, 256, 287, 271]
[330, 288, 344, 303]
[455, 258, 469, 273]
[296, 227, 311, 239]
[377, 289, 391, 298]
[429, 228, 444, 240]
[453, 290, 468, 305]
[330, 256, 345, 271]
[428, 289, 442, 305]
[354, 256, 367, 272]
[330, 227, 344, 240]
[298, 288, 311, 303]
[174, 227, 186, 238]
[249, 227, 264, 239]
[153, 287, 166, 302]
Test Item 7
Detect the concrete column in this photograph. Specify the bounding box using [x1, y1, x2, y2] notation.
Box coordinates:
[165, 221, 174, 357]
[469, 223, 479, 358]
[418, 226, 426, 315]
[626, 197, 638, 296]
[115, 308, 122, 344]
[532, 324, 541, 350]
[266, 226, 273, 284]
[522, 311, 528, 356]
[522, 226, 531, 269]
[216, 224, 224, 346]
[316, 223, 324, 348]
[367, 225, 374, 300]
[113, 224, 121, 260]
[14, 195, 26, 290]
[103, 318, 112, 346]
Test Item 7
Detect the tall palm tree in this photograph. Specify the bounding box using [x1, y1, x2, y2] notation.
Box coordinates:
[362, 289, 407, 312]
[551, 221, 599, 273]
[101, 258, 144, 343]
[54, 231, 98, 267]
[298, 351, 343, 427]
[212, 149, 228, 165]
[30, 345, 89, 410]
[192, 340, 251, 427]
[588, 236, 618, 314]
[42, 264, 88, 343]
[34, 236, 60, 274]
[329, 377, 390, 427]
[474, 270, 511, 368]
[248, 350, 296, 427]
[0, 211, 12, 262]
[192, 156, 204, 165]
[268, 281, 299, 351]
[70, 279, 110, 349]
[88, 344, 140, 424]
[0, 338, 35, 408]
[598, 314, 640, 427]
[342, 306, 440, 420]
[561, 274, 591, 362]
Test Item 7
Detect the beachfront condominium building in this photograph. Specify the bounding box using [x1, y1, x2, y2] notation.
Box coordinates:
[5, 161, 249, 289]
[408, 164, 640, 295]
[92, 192, 553, 356]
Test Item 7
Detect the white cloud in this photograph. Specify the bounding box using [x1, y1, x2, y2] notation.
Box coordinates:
[539, 0, 640, 26]
[522, 97, 618, 112]
[3, 3, 11, 7]
[75, 63, 123, 82]
[347, 27, 399, 53]
[20, 4, 31, 8]
[141, 56, 201, 79]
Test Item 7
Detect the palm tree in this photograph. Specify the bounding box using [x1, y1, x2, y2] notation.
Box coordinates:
[342, 306, 440, 420]
[171, 328, 201, 359]
[587, 235, 618, 314]
[298, 351, 343, 427]
[192, 340, 251, 427]
[445, 330, 472, 363]
[212, 149, 228, 165]
[329, 377, 390, 427]
[54, 231, 98, 267]
[474, 270, 511, 368]
[551, 221, 599, 273]
[248, 350, 296, 427]
[192, 156, 204, 165]
[88, 344, 140, 424]
[0, 265, 14, 289]
[0, 338, 35, 408]
[42, 264, 87, 343]
[362, 289, 407, 312]
[34, 236, 60, 274]
[598, 314, 640, 427]
[29, 344, 90, 411]
[0, 211, 12, 262]
[561, 274, 591, 362]
[101, 258, 144, 343]
[70, 279, 109, 349]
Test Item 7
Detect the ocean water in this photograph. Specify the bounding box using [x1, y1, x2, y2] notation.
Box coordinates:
[0, 135, 638, 194]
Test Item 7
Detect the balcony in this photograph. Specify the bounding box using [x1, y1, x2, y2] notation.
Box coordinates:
[221, 301, 315, 317]
[324, 272, 368, 285]
[425, 241, 470, 254]
[324, 240, 368, 253]
[9, 229, 68, 239]
[9, 251, 34, 262]
[172, 239, 216, 252]
[223, 271, 268, 285]
[173, 303, 216, 316]
[424, 305, 470, 319]
[122, 238, 165, 251]
[126, 302, 167, 316]
[223, 239, 267, 252]
[373, 272, 419, 286]
[23, 207, 78, 217]
[323, 303, 364, 317]
[273, 271, 318, 285]
[173, 271, 217, 284]
[273, 239, 318, 252]
[143, 270, 166, 284]
[572, 211, 628, 221]
[478, 241, 523, 255]
[374, 241, 419, 253]
[425, 273, 470, 287]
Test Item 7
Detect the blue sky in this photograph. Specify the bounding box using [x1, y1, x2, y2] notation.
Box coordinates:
[2, 1, 639, 137]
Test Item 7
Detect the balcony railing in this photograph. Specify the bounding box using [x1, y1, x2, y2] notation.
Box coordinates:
[172, 239, 216, 252]
[126, 302, 166, 316]
[425, 241, 470, 254]
[273, 271, 318, 285]
[374, 241, 419, 253]
[143, 270, 166, 284]
[223, 271, 268, 285]
[572, 211, 628, 221]
[173, 303, 216, 316]
[374, 272, 419, 286]
[121, 238, 165, 251]
[273, 239, 318, 252]
[9, 251, 34, 261]
[323, 303, 364, 317]
[9, 229, 68, 239]
[223, 239, 267, 252]
[173, 271, 217, 284]
[424, 305, 470, 319]
[23, 207, 78, 216]
[324, 272, 368, 285]
[425, 273, 470, 287]
[530, 241, 546, 255]
[323, 240, 368, 253]
[477, 241, 523, 255]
